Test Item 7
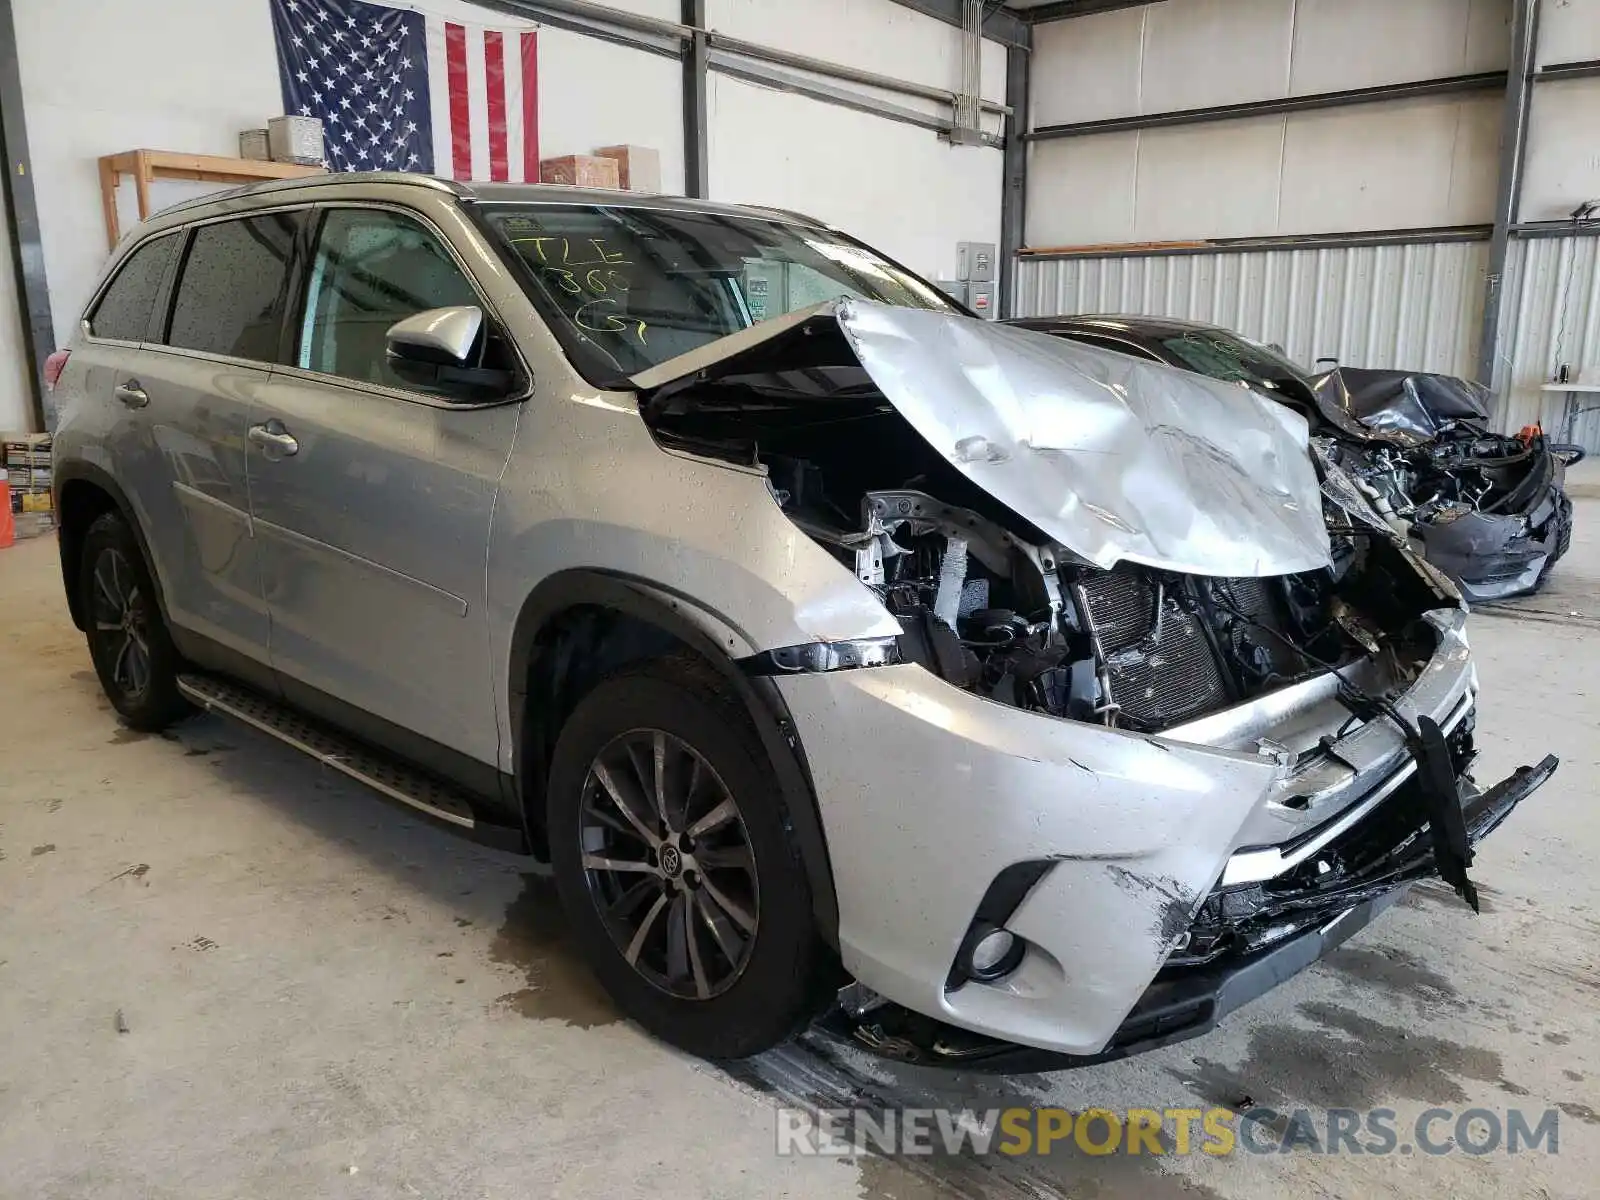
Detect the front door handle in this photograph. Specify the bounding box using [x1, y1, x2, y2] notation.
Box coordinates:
[248, 420, 299, 458]
[113, 381, 149, 409]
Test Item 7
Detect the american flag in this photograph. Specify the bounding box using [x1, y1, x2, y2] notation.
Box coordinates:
[270, 0, 540, 181]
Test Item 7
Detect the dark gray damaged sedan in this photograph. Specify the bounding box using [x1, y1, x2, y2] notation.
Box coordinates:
[1009, 314, 1580, 603]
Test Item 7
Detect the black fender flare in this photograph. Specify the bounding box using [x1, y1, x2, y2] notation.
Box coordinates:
[508, 568, 840, 948]
[53, 461, 170, 633]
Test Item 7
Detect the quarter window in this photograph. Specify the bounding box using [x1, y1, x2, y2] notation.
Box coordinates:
[297, 208, 482, 390]
[167, 213, 298, 361]
[89, 233, 178, 342]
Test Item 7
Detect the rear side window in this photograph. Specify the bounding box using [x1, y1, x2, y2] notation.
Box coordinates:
[166, 213, 299, 362]
[1062, 332, 1161, 362]
[89, 234, 177, 342]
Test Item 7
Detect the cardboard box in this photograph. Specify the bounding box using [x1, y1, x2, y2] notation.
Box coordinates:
[239, 129, 271, 161]
[539, 154, 620, 189]
[595, 144, 661, 192]
[269, 115, 325, 165]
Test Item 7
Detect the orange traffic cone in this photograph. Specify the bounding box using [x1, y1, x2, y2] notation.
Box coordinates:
[0, 468, 14, 550]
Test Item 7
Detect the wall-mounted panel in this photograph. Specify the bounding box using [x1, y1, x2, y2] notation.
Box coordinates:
[707, 74, 1002, 283]
[1289, 0, 1509, 95]
[1278, 94, 1500, 233]
[1030, 0, 1506, 128]
[1132, 117, 1286, 240]
[1024, 0, 1507, 247]
[1026, 94, 1499, 247]
[1535, 0, 1600, 66]
[1013, 239, 1489, 380]
[1520, 77, 1600, 223]
[1025, 134, 1139, 248]
[1139, 0, 1293, 114]
[1030, 7, 1146, 128]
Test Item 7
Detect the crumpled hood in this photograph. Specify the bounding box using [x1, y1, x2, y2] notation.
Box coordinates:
[1309, 366, 1494, 447]
[633, 299, 1332, 577]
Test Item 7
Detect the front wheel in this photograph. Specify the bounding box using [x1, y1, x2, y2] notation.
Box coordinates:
[546, 658, 831, 1059]
[79, 511, 188, 731]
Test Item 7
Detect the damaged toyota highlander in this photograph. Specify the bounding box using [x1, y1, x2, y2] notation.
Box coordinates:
[52, 177, 1556, 1069]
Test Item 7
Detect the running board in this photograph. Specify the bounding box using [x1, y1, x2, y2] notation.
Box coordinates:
[177, 674, 477, 830]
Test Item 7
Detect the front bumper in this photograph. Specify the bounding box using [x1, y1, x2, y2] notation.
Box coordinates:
[1417, 479, 1571, 603]
[778, 607, 1548, 1059]
[819, 751, 1555, 1071]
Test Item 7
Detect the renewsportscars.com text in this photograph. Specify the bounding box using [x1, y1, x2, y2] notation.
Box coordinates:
[776, 1105, 1563, 1158]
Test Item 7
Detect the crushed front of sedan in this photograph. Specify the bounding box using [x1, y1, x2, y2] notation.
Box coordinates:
[1309, 367, 1577, 602]
[634, 302, 1557, 1066]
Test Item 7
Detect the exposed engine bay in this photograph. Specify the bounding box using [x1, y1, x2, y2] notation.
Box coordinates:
[769, 472, 1444, 735]
[640, 315, 1455, 735]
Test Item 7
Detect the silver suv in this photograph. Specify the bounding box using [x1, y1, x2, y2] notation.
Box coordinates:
[52, 174, 1555, 1067]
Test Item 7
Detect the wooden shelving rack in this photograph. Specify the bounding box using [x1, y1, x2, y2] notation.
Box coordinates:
[98, 149, 325, 248]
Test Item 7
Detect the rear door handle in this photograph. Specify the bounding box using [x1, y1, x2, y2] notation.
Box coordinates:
[248, 420, 299, 458]
[113, 381, 149, 409]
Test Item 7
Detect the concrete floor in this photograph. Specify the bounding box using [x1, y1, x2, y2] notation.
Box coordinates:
[2, 508, 1597, 1200]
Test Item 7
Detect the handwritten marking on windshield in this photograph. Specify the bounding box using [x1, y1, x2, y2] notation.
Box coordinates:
[575, 298, 648, 346]
[509, 236, 631, 268]
[507, 234, 646, 345]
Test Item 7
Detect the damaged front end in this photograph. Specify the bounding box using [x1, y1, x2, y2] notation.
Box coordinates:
[639, 302, 1440, 741]
[633, 301, 1557, 1066]
[1310, 368, 1576, 602]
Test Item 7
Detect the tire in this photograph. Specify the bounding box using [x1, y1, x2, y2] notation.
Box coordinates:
[546, 656, 831, 1059]
[79, 511, 188, 731]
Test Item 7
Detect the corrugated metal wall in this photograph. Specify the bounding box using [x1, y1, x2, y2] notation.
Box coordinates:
[1013, 240, 1490, 378]
[1495, 234, 1600, 449]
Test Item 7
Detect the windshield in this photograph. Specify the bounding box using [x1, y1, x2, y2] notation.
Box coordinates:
[478, 203, 957, 385]
[1157, 330, 1311, 388]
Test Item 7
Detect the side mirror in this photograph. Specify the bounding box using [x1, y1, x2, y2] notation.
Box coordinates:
[385, 305, 514, 401]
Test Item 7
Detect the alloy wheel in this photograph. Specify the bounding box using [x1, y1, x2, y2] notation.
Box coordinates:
[89, 547, 152, 700]
[578, 728, 759, 1000]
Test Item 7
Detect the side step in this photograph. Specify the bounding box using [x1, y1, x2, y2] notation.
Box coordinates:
[177, 674, 477, 830]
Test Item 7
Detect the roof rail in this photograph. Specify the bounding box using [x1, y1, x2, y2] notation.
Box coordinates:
[150, 171, 471, 221]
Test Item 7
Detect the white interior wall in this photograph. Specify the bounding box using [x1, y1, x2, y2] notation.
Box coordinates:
[705, 0, 1006, 282]
[709, 0, 1006, 112]
[1026, 0, 1511, 247]
[10, 0, 683, 354]
[708, 75, 1002, 283]
[1, 0, 1001, 419]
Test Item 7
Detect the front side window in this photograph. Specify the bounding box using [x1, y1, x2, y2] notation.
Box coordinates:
[480, 204, 957, 385]
[89, 233, 178, 342]
[297, 208, 482, 391]
[166, 213, 298, 361]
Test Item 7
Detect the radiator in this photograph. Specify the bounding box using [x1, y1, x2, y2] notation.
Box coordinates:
[1077, 572, 1230, 729]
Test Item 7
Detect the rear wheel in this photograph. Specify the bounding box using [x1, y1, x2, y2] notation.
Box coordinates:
[546, 658, 830, 1058]
[80, 512, 187, 730]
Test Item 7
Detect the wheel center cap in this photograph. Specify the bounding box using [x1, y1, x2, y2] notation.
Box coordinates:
[659, 844, 683, 878]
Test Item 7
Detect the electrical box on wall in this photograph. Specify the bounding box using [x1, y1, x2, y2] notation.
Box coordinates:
[934, 279, 967, 305]
[967, 284, 994, 318]
[957, 241, 995, 283]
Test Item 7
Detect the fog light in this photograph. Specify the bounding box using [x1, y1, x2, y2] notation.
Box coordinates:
[960, 922, 1025, 983]
[971, 929, 1016, 974]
